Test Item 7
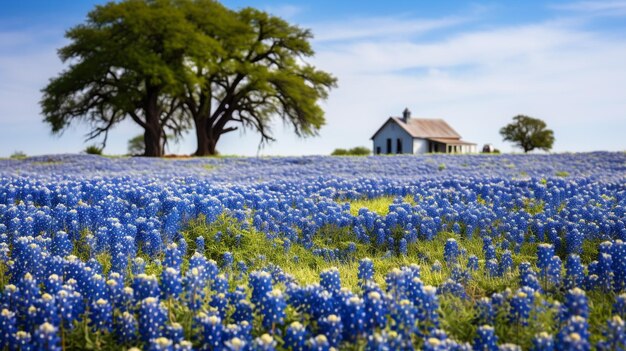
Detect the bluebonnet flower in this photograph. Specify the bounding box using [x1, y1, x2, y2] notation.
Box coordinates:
[499, 250, 513, 275]
[432, 260, 443, 272]
[474, 325, 498, 351]
[477, 297, 495, 325]
[307, 334, 331, 351]
[509, 290, 532, 325]
[0, 309, 17, 349]
[563, 288, 589, 320]
[212, 274, 229, 295]
[166, 323, 184, 344]
[486, 259, 500, 277]
[249, 271, 273, 307]
[557, 316, 590, 350]
[253, 333, 277, 351]
[115, 311, 138, 344]
[184, 268, 206, 311]
[564, 255, 585, 290]
[161, 268, 182, 299]
[210, 293, 229, 320]
[149, 337, 174, 351]
[320, 268, 341, 295]
[14, 331, 33, 351]
[225, 337, 247, 351]
[138, 297, 167, 343]
[199, 313, 223, 350]
[364, 290, 387, 331]
[279, 321, 306, 351]
[537, 244, 555, 276]
[444, 238, 460, 265]
[341, 296, 365, 341]
[260, 289, 286, 329]
[222, 251, 234, 269]
[597, 316, 626, 351]
[418, 285, 440, 334]
[319, 314, 343, 347]
[597, 253, 614, 292]
[531, 332, 554, 351]
[611, 240, 626, 292]
[614, 293, 626, 319]
[33, 322, 61, 351]
[133, 274, 160, 301]
[90, 298, 112, 332]
[132, 257, 146, 275]
[468, 255, 479, 271]
[358, 258, 375, 283]
[438, 279, 468, 299]
[547, 256, 562, 287]
[195, 236, 205, 253]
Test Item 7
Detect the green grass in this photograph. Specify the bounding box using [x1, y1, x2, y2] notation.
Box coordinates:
[342, 195, 415, 216]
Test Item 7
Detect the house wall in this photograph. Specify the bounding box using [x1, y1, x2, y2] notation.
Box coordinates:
[372, 121, 414, 154]
[413, 138, 429, 154]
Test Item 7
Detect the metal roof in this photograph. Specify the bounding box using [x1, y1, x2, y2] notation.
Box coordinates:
[427, 137, 476, 145]
[371, 117, 463, 140]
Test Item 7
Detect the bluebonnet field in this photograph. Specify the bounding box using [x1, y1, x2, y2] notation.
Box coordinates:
[0, 152, 625, 350]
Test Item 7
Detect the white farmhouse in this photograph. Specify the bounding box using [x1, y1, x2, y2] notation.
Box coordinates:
[371, 108, 477, 155]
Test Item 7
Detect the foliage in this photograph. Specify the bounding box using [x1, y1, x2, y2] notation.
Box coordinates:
[41, 0, 336, 157]
[9, 151, 27, 159]
[331, 146, 370, 156]
[84, 145, 103, 155]
[180, 1, 337, 155]
[40, 0, 200, 156]
[500, 115, 555, 153]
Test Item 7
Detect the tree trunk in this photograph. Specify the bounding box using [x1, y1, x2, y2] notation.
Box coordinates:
[143, 83, 164, 157]
[194, 117, 210, 156]
[194, 116, 219, 156]
[143, 126, 163, 157]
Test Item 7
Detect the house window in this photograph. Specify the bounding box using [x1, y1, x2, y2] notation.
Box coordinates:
[386, 138, 392, 154]
[376, 147, 381, 154]
[396, 139, 402, 153]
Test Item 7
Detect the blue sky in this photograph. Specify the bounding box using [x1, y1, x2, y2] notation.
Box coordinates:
[1, 0, 625, 156]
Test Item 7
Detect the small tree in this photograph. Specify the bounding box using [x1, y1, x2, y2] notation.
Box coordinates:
[500, 115, 554, 153]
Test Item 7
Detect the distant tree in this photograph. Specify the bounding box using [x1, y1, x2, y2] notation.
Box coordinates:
[180, 2, 337, 155]
[332, 147, 370, 156]
[10, 151, 27, 159]
[127, 135, 145, 156]
[41, 0, 199, 156]
[84, 145, 103, 155]
[500, 115, 554, 153]
[331, 148, 348, 156]
[127, 133, 180, 156]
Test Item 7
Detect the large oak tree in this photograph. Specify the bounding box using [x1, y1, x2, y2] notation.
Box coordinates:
[42, 0, 336, 157]
[181, 1, 337, 155]
[41, 0, 205, 156]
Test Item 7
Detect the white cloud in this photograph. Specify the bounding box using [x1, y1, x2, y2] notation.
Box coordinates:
[264, 4, 303, 19]
[552, 0, 626, 16]
[312, 15, 472, 43]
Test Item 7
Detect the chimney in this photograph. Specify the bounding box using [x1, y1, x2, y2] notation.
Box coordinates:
[402, 107, 411, 122]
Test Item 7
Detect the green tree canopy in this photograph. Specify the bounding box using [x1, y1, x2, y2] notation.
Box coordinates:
[500, 115, 555, 153]
[181, 2, 337, 155]
[41, 0, 204, 156]
[41, 0, 336, 157]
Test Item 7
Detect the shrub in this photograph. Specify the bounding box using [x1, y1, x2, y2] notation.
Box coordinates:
[10, 151, 27, 159]
[331, 147, 370, 156]
[85, 145, 103, 155]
